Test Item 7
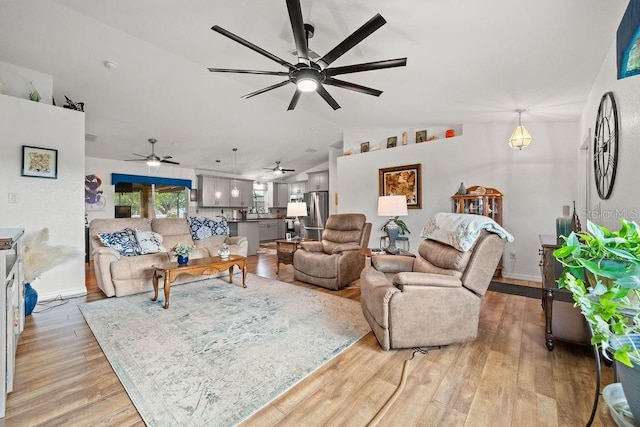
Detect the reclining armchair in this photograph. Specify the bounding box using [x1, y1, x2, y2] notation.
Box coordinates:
[360, 213, 509, 350]
[293, 213, 371, 290]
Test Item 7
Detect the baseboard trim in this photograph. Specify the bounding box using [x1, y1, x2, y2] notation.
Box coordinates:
[39, 287, 88, 302]
[501, 273, 542, 282]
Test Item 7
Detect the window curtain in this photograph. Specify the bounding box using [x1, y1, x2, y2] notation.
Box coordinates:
[111, 173, 192, 189]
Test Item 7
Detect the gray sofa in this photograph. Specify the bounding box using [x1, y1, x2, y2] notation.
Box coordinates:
[90, 217, 248, 297]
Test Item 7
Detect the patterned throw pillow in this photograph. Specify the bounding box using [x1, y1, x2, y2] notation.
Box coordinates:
[187, 216, 229, 240]
[135, 229, 166, 254]
[98, 228, 141, 256]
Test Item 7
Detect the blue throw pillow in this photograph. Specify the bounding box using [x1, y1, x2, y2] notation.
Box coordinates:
[98, 228, 141, 256]
[187, 216, 229, 240]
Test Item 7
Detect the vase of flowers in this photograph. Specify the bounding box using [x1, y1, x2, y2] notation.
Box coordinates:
[173, 243, 194, 265]
[21, 228, 80, 315]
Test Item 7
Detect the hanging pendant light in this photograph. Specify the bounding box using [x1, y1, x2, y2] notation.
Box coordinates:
[230, 148, 240, 198]
[509, 109, 532, 150]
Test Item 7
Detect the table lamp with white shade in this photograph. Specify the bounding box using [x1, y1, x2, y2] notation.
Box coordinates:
[378, 195, 408, 254]
[287, 201, 307, 238]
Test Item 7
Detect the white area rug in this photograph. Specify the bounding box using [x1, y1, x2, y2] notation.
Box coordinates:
[79, 274, 370, 426]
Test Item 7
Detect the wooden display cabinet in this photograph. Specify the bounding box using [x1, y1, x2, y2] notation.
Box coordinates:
[451, 186, 503, 276]
[451, 185, 503, 225]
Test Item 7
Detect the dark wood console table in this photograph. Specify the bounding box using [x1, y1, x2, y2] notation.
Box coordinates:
[539, 234, 590, 350]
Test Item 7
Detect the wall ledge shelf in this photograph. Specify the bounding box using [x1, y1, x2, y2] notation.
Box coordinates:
[343, 124, 464, 156]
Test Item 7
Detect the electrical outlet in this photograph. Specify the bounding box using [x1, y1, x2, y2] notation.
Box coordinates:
[8, 193, 18, 203]
[509, 252, 516, 259]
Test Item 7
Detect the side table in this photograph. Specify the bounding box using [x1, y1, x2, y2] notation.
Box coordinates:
[276, 238, 312, 274]
[379, 235, 410, 252]
[360, 248, 415, 258]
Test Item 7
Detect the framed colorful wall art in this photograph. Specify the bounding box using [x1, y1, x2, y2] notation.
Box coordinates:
[378, 163, 422, 209]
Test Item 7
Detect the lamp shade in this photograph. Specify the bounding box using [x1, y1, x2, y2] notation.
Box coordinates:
[509, 125, 532, 150]
[377, 195, 408, 217]
[287, 202, 307, 217]
[509, 110, 532, 150]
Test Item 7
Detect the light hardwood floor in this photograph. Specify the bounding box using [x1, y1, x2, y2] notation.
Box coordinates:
[3, 253, 617, 426]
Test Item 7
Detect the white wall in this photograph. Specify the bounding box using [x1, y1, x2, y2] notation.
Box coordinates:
[0, 60, 53, 105]
[0, 94, 85, 300]
[580, 41, 640, 229]
[338, 121, 580, 281]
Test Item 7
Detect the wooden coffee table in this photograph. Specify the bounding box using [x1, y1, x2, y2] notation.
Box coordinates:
[152, 255, 247, 309]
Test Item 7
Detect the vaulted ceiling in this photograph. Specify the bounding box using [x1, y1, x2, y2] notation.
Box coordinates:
[0, 1, 629, 180]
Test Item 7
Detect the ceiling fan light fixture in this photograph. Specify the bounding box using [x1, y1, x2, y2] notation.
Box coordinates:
[146, 159, 161, 167]
[295, 67, 320, 92]
[509, 110, 532, 150]
[274, 169, 284, 175]
[297, 78, 318, 92]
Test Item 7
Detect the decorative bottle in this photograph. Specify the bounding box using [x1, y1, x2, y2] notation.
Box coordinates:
[458, 182, 467, 195]
[571, 201, 582, 233]
[556, 205, 572, 239]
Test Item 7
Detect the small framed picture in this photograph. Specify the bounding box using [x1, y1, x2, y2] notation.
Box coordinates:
[360, 142, 370, 153]
[416, 130, 427, 143]
[286, 233, 292, 241]
[386, 136, 397, 148]
[21, 145, 58, 179]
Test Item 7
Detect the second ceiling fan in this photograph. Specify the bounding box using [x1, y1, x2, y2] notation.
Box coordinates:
[208, 0, 407, 111]
[264, 161, 295, 175]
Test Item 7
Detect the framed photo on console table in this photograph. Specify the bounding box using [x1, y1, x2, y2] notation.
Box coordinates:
[21, 145, 58, 179]
[378, 163, 422, 209]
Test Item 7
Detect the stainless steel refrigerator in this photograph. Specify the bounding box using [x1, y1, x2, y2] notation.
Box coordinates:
[303, 191, 329, 241]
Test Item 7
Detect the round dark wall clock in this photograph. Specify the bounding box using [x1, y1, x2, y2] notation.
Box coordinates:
[593, 91, 619, 200]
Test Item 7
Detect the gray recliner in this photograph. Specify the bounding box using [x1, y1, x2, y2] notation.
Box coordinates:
[360, 229, 506, 350]
[293, 213, 371, 290]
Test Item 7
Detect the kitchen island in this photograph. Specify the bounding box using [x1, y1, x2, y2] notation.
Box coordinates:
[228, 220, 260, 256]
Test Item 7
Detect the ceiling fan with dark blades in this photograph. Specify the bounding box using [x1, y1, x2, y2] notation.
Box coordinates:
[125, 138, 180, 166]
[264, 161, 295, 174]
[208, 0, 407, 110]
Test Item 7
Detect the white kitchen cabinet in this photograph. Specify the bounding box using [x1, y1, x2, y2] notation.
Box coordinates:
[229, 180, 254, 208]
[198, 175, 230, 207]
[307, 171, 328, 191]
[0, 228, 24, 418]
[289, 181, 308, 200]
[199, 175, 255, 208]
[259, 219, 282, 241]
[267, 183, 289, 208]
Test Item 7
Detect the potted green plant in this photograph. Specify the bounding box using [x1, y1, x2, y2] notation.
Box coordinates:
[172, 243, 195, 265]
[553, 219, 640, 419]
[380, 217, 410, 236]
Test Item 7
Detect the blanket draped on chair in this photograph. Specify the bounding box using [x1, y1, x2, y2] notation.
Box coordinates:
[420, 212, 514, 251]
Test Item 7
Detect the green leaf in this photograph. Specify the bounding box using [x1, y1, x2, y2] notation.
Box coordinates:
[615, 347, 634, 367]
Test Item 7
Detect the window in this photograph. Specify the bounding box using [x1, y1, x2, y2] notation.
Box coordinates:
[111, 173, 192, 219]
[116, 184, 186, 219]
